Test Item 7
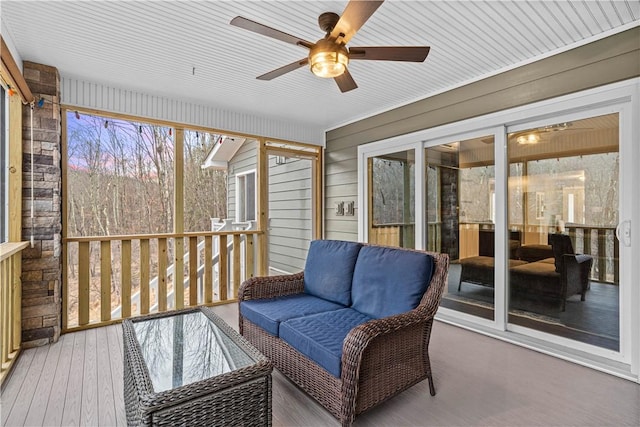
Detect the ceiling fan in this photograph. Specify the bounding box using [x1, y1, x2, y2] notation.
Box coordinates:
[230, 0, 430, 93]
[508, 122, 595, 145]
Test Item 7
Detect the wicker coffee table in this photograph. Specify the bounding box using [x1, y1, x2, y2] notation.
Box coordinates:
[122, 307, 272, 426]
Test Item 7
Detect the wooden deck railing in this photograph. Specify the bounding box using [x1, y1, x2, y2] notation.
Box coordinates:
[369, 222, 441, 251]
[63, 230, 261, 331]
[1, 241, 29, 384]
[566, 225, 618, 284]
[369, 223, 417, 248]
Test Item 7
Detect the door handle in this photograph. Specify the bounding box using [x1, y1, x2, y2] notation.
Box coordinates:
[615, 220, 631, 247]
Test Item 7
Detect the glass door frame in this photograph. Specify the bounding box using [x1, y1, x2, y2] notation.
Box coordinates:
[357, 138, 424, 249]
[504, 104, 632, 364]
[356, 78, 639, 380]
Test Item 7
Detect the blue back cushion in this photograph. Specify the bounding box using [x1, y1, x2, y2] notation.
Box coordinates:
[304, 240, 363, 306]
[279, 308, 372, 377]
[240, 294, 345, 336]
[351, 246, 434, 318]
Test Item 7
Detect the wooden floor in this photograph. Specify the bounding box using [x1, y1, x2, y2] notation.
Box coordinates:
[2, 304, 639, 427]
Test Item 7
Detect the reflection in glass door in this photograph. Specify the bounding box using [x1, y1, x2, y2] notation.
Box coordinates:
[425, 135, 496, 321]
[368, 150, 415, 248]
[507, 113, 620, 351]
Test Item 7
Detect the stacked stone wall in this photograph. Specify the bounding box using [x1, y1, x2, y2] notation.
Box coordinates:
[20, 61, 62, 347]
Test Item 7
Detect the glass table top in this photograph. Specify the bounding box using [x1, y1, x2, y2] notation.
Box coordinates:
[132, 310, 255, 392]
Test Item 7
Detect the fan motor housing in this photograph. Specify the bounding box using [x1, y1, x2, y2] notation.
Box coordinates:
[318, 12, 340, 33]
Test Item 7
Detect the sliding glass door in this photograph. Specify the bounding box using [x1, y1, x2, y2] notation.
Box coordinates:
[506, 112, 622, 352]
[358, 81, 636, 371]
[425, 134, 497, 321]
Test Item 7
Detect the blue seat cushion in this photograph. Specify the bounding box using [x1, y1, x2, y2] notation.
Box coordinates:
[303, 240, 363, 306]
[279, 308, 372, 378]
[351, 246, 435, 319]
[240, 294, 345, 336]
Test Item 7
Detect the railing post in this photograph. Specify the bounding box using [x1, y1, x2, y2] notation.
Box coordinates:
[597, 228, 607, 282]
[11, 255, 21, 353]
[158, 238, 168, 312]
[233, 234, 241, 299]
[140, 239, 150, 315]
[121, 240, 132, 319]
[100, 240, 111, 322]
[189, 237, 198, 306]
[584, 228, 592, 257]
[219, 235, 228, 300]
[2, 258, 9, 366]
[204, 236, 213, 304]
[78, 241, 90, 326]
[175, 237, 184, 310]
[245, 234, 255, 280]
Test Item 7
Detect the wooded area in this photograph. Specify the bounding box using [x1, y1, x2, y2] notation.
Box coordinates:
[66, 113, 227, 237]
[65, 112, 229, 325]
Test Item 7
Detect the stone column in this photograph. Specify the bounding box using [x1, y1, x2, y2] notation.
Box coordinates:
[20, 61, 62, 347]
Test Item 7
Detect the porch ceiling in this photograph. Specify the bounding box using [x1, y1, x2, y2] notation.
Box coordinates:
[1, 1, 638, 130]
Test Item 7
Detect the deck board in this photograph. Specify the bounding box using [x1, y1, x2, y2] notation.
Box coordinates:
[79, 328, 97, 427]
[3, 345, 49, 426]
[60, 331, 84, 426]
[2, 306, 639, 427]
[96, 327, 116, 426]
[0, 347, 35, 425]
[23, 338, 63, 426]
[43, 333, 74, 426]
[106, 325, 126, 426]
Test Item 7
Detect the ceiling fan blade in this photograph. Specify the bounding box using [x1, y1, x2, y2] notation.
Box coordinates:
[257, 58, 309, 81]
[330, 1, 384, 45]
[349, 46, 430, 62]
[334, 68, 358, 93]
[230, 16, 313, 49]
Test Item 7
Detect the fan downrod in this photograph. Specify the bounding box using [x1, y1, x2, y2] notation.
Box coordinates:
[318, 12, 340, 34]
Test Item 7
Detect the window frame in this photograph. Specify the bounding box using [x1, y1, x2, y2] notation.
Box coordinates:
[235, 170, 256, 222]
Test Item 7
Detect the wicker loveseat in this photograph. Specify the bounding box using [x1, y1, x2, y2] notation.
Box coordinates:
[238, 240, 449, 426]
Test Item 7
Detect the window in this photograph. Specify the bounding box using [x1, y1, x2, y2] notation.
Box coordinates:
[1, 86, 7, 243]
[236, 171, 256, 222]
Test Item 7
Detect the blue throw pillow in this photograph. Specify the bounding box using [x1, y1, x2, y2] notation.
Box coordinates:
[351, 246, 434, 318]
[304, 240, 363, 306]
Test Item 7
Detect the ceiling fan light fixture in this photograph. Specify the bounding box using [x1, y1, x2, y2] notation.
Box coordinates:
[309, 40, 349, 78]
[516, 133, 540, 145]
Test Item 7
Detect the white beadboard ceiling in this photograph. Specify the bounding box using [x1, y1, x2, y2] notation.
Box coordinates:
[2, 1, 639, 131]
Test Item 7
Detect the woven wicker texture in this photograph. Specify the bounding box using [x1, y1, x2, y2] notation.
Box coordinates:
[123, 307, 273, 426]
[239, 247, 449, 426]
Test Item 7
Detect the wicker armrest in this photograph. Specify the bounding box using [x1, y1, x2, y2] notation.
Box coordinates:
[342, 306, 432, 365]
[339, 307, 434, 421]
[238, 271, 305, 301]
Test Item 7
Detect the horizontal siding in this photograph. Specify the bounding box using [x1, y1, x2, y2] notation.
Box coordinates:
[323, 27, 640, 239]
[61, 77, 325, 145]
[268, 157, 312, 273]
[269, 200, 310, 210]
